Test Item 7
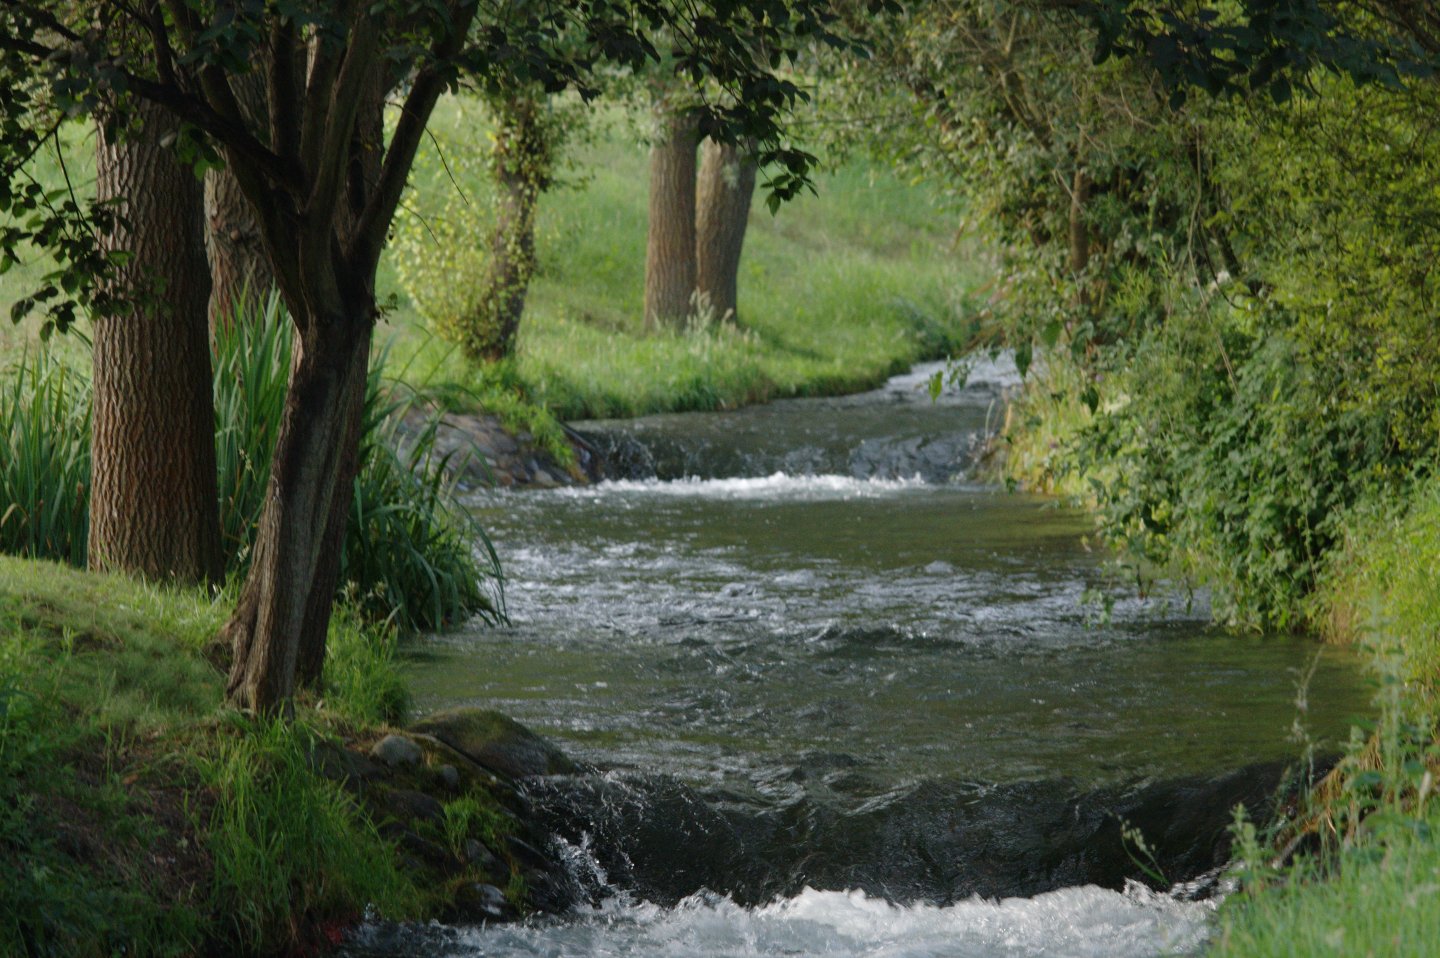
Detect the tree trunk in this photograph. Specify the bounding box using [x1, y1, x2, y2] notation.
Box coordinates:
[292, 81, 387, 692]
[223, 308, 372, 712]
[695, 139, 757, 324]
[292, 326, 371, 689]
[262, 70, 383, 691]
[205, 70, 273, 328]
[644, 104, 699, 329]
[89, 99, 223, 586]
[457, 96, 544, 363]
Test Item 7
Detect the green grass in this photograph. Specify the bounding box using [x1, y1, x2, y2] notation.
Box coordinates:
[1212, 818, 1440, 957]
[199, 714, 423, 954]
[1199, 475, 1440, 956]
[388, 96, 984, 420]
[1314, 477, 1440, 689]
[0, 556, 441, 955]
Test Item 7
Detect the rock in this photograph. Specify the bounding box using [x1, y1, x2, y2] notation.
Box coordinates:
[504, 835, 551, 872]
[370, 734, 422, 768]
[376, 787, 446, 825]
[531, 469, 557, 488]
[463, 838, 501, 871]
[382, 826, 454, 870]
[396, 407, 585, 489]
[449, 882, 515, 922]
[437, 764, 460, 788]
[410, 708, 579, 779]
[310, 741, 385, 786]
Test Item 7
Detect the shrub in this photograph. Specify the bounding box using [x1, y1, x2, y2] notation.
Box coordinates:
[1070, 313, 1402, 631]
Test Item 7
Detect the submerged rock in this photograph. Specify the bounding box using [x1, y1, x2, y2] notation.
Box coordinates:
[525, 759, 1324, 908]
[410, 708, 580, 779]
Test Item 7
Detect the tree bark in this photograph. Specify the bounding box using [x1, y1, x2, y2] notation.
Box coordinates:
[292, 318, 372, 689]
[292, 79, 387, 692]
[695, 138, 757, 324]
[644, 104, 699, 329]
[457, 95, 544, 363]
[205, 70, 274, 328]
[89, 99, 223, 586]
[223, 308, 372, 711]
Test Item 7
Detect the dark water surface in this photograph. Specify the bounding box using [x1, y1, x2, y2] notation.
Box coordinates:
[379, 357, 1370, 958]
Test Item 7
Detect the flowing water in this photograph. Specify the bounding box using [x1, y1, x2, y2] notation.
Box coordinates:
[367, 357, 1371, 957]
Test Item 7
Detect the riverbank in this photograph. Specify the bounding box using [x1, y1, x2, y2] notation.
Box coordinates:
[992, 369, 1440, 957]
[381, 98, 985, 425]
[0, 556, 580, 956]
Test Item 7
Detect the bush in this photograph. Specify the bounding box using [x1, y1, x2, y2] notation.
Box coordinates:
[1068, 312, 1402, 631]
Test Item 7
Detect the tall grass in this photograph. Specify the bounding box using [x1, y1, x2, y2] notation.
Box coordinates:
[210, 298, 290, 571]
[199, 715, 424, 954]
[0, 296, 502, 633]
[0, 351, 90, 566]
[1315, 477, 1440, 687]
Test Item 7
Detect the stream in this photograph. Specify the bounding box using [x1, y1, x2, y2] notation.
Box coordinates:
[354, 357, 1370, 957]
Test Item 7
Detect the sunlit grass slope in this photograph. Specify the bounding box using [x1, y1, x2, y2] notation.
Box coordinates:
[387, 97, 985, 420]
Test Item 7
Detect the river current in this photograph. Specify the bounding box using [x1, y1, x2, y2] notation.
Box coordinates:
[362, 357, 1369, 957]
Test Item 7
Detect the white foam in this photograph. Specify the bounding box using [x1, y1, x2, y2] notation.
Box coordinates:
[555, 472, 930, 502]
[412, 883, 1211, 957]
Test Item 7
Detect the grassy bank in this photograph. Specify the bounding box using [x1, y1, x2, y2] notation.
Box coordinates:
[1204, 477, 1440, 956]
[386, 96, 983, 421]
[0, 556, 529, 956]
[993, 372, 1440, 955]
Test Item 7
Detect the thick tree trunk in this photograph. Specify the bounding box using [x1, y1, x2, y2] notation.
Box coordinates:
[205, 70, 273, 327]
[223, 310, 372, 711]
[695, 139, 757, 324]
[89, 99, 223, 585]
[644, 104, 699, 329]
[458, 97, 543, 363]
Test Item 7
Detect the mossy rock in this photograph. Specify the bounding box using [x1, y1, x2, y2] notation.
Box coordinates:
[410, 708, 578, 779]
